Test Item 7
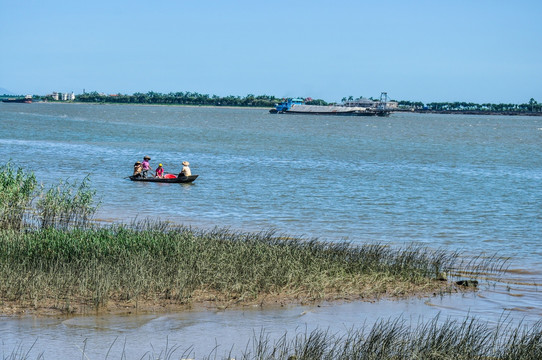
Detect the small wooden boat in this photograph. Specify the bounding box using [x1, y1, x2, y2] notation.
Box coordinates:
[128, 174, 198, 183]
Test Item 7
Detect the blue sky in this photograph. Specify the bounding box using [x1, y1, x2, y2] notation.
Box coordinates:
[1, 0, 541, 104]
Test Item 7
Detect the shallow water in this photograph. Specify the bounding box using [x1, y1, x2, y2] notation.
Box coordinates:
[0, 103, 541, 357]
[1, 294, 540, 359]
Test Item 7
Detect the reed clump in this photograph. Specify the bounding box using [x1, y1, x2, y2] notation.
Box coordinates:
[0, 163, 98, 231]
[0, 162, 37, 230]
[36, 176, 97, 229]
[230, 316, 542, 360]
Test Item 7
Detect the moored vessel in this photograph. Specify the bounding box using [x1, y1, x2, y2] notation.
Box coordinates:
[270, 96, 392, 116]
[1, 95, 33, 104]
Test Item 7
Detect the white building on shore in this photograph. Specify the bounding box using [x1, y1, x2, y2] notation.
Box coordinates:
[48, 92, 75, 101]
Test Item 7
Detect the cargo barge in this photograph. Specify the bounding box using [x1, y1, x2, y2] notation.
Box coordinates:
[269, 98, 390, 116]
[1, 95, 33, 104]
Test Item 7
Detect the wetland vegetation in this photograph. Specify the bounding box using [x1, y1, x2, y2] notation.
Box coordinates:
[0, 224, 483, 314]
[2, 166, 541, 359]
[212, 316, 542, 360]
[0, 164, 506, 314]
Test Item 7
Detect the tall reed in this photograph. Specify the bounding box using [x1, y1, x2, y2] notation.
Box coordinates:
[229, 316, 542, 360]
[36, 176, 97, 229]
[0, 162, 37, 230]
[0, 164, 98, 231]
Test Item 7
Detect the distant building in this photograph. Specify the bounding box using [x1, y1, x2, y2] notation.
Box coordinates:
[343, 97, 398, 109]
[380, 101, 398, 109]
[47, 91, 75, 101]
[344, 98, 376, 107]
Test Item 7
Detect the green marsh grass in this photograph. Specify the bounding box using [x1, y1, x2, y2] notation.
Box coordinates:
[231, 316, 542, 360]
[0, 162, 37, 230]
[0, 223, 505, 312]
[36, 176, 97, 229]
[0, 165, 506, 312]
[0, 164, 98, 231]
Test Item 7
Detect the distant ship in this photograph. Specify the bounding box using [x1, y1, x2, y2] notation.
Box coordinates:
[269, 97, 391, 117]
[2, 95, 33, 103]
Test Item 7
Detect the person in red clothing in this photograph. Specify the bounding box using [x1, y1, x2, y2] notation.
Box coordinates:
[155, 163, 164, 178]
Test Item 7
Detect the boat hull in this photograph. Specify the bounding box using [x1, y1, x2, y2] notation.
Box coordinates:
[129, 175, 198, 183]
[282, 110, 380, 116]
[2, 98, 32, 103]
[269, 102, 391, 116]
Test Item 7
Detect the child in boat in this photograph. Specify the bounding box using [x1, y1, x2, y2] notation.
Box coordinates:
[155, 163, 164, 178]
[133, 161, 142, 177]
[141, 156, 152, 178]
[179, 161, 191, 177]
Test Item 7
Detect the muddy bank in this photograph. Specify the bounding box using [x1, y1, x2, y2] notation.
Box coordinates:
[1, 281, 473, 317]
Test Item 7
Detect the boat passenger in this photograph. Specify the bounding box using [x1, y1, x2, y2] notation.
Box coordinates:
[141, 156, 153, 178]
[133, 161, 142, 177]
[155, 163, 164, 178]
[179, 161, 191, 177]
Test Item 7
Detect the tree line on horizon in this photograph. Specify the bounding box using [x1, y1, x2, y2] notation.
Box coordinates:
[398, 98, 541, 113]
[3, 91, 541, 113]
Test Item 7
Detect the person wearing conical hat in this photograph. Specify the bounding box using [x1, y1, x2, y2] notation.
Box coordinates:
[133, 161, 143, 177]
[141, 156, 153, 178]
[179, 161, 191, 177]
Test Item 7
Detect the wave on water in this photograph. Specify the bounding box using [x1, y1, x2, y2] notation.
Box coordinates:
[0, 138, 135, 157]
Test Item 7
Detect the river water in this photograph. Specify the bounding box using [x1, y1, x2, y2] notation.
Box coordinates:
[0, 103, 541, 358]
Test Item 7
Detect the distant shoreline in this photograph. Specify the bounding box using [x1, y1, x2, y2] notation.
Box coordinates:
[24, 101, 542, 116]
[39, 101, 271, 111]
[403, 109, 542, 116]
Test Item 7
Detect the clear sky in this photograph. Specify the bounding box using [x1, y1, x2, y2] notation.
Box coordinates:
[1, 0, 541, 104]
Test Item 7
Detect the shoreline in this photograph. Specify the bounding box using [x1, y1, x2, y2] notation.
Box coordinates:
[1, 223, 487, 318]
[401, 109, 542, 116]
[35, 101, 271, 111]
[1, 281, 468, 317]
[30, 101, 542, 116]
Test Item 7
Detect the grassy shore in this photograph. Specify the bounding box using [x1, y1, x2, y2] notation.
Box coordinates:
[0, 164, 506, 315]
[0, 223, 494, 315]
